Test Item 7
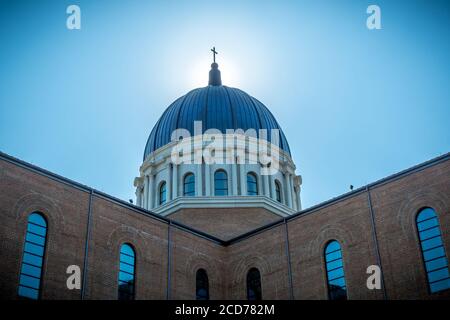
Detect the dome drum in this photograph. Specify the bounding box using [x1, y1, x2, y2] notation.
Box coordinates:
[135, 61, 301, 215]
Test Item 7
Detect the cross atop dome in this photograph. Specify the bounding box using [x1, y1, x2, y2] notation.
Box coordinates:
[211, 47, 218, 63]
[208, 47, 222, 86]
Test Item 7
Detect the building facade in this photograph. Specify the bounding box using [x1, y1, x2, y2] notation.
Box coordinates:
[0, 61, 449, 300]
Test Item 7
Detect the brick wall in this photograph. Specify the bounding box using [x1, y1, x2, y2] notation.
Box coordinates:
[167, 207, 281, 241]
[0, 159, 89, 299]
[0, 153, 449, 300]
[369, 159, 450, 299]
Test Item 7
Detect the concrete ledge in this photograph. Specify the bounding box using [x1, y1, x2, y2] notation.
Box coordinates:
[153, 195, 295, 217]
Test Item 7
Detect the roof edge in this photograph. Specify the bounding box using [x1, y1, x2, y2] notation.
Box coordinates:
[225, 152, 450, 245]
[0, 150, 448, 246]
[0, 150, 225, 245]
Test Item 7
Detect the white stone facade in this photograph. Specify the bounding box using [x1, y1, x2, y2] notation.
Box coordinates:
[134, 135, 302, 217]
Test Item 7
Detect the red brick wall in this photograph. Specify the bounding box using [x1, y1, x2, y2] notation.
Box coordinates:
[286, 192, 383, 300]
[167, 207, 281, 241]
[0, 154, 449, 300]
[369, 160, 450, 299]
[84, 196, 169, 299]
[169, 228, 225, 299]
[0, 159, 89, 299]
[225, 224, 291, 299]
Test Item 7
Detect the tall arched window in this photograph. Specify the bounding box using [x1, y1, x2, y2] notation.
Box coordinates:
[246, 268, 262, 300]
[247, 173, 258, 196]
[324, 240, 347, 300]
[118, 243, 136, 300]
[184, 173, 195, 196]
[275, 180, 282, 203]
[18, 212, 47, 299]
[159, 181, 167, 205]
[214, 170, 228, 196]
[416, 207, 450, 293]
[196, 268, 209, 300]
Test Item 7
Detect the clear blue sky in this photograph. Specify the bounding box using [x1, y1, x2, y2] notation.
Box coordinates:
[0, 0, 449, 209]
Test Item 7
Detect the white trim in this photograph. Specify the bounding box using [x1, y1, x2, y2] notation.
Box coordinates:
[152, 195, 296, 217]
[136, 137, 301, 211]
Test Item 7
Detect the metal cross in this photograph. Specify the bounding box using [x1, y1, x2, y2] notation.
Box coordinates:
[211, 47, 218, 63]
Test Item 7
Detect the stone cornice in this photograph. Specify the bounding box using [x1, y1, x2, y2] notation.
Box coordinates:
[142, 136, 296, 170]
[152, 195, 296, 217]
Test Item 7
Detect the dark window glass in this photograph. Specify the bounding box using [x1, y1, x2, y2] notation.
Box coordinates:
[247, 173, 258, 196]
[118, 244, 136, 300]
[416, 208, 450, 293]
[196, 269, 209, 300]
[325, 240, 347, 300]
[246, 268, 262, 300]
[214, 170, 228, 196]
[18, 213, 47, 300]
[275, 181, 282, 202]
[184, 173, 195, 196]
[159, 181, 167, 205]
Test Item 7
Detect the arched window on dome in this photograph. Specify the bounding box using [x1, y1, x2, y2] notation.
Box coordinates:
[196, 269, 209, 300]
[247, 173, 258, 196]
[214, 170, 228, 196]
[324, 240, 347, 300]
[275, 180, 282, 203]
[247, 268, 262, 300]
[183, 173, 195, 197]
[118, 243, 136, 300]
[18, 212, 47, 300]
[416, 207, 450, 293]
[159, 181, 167, 205]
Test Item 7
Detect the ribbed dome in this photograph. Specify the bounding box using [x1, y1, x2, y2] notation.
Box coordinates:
[143, 64, 291, 161]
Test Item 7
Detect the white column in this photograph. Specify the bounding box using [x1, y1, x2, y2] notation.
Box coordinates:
[239, 163, 247, 195]
[292, 186, 297, 211]
[136, 188, 141, 207]
[144, 175, 149, 209]
[196, 163, 203, 196]
[172, 164, 178, 199]
[270, 176, 277, 200]
[263, 172, 270, 197]
[257, 171, 264, 196]
[149, 173, 155, 209]
[284, 173, 292, 208]
[231, 163, 238, 195]
[167, 165, 173, 201]
[205, 165, 211, 196]
[296, 186, 302, 211]
[290, 174, 296, 210]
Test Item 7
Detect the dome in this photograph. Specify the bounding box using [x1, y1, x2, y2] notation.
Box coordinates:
[143, 63, 291, 161]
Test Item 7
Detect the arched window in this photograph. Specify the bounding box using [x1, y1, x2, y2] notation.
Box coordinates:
[118, 243, 136, 300]
[246, 268, 262, 300]
[214, 170, 228, 196]
[159, 181, 167, 205]
[184, 173, 195, 196]
[247, 173, 258, 196]
[324, 240, 347, 300]
[416, 207, 450, 293]
[275, 180, 282, 203]
[196, 269, 209, 300]
[18, 212, 48, 299]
